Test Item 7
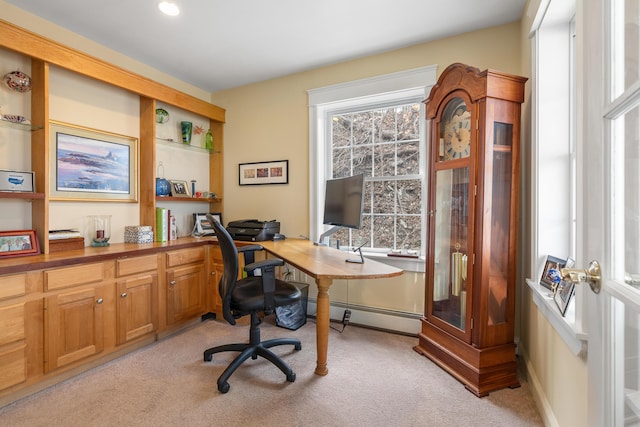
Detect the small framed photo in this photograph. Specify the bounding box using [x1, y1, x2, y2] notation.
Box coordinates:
[0, 230, 40, 257]
[554, 279, 576, 316]
[540, 255, 566, 290]
[170, 180, 191, 197]
[193, 212, 223, 235]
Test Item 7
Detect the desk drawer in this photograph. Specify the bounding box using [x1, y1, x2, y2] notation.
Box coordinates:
[166, 247, 205, 268]
[44, 263, 105, 291]
[117, 255, 158, 277]
[0, 274, 26, 301]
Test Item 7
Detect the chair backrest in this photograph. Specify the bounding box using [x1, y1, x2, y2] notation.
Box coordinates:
[208, 216, 239, 325]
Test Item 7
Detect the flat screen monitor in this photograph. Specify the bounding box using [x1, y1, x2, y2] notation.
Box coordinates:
[322, 173, 365, 230]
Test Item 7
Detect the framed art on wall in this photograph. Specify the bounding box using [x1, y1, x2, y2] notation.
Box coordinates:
[49, 121, 138, 202]
[239, 160, 288, 185]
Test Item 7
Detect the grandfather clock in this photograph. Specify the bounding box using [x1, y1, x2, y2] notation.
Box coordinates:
[414, 63, 527, 396]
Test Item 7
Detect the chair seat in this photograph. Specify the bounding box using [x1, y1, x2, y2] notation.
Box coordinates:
[231, 279, 301, 313]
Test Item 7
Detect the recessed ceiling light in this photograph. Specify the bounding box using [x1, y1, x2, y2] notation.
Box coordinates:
[158, 2, 180, 16]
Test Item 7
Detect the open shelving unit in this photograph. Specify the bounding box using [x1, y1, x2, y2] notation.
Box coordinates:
[0, 20, 225, 253]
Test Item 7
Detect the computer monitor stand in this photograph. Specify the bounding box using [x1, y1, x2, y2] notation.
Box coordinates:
[345, 246, 364, 264]
[315, 225, 342, 246]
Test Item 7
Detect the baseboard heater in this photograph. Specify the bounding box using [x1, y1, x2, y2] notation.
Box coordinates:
[305, 299, 421, 336]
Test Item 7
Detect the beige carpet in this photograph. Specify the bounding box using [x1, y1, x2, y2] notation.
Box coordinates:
[0, 317, 543, 426]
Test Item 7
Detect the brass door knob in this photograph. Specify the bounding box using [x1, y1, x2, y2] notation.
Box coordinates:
[560, 260, 601, 294]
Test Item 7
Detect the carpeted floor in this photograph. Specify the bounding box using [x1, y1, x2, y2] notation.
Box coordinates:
[0, 316, 543, 426]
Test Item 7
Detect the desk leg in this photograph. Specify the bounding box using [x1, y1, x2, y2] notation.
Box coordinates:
[314, 278, 331, 376]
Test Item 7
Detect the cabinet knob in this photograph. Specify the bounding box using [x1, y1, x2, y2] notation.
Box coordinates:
[121, 292, 127, 298]
[211, 271, 216, 276]
[170, 280, 176, 286]
[96, 298, 104, 304]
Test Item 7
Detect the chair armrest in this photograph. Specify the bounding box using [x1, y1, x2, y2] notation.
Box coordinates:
[244, 258, 284, 274]
[244, 258, 284, 314]
[237, 244, 263, 254]
[238, 244, 263, 275]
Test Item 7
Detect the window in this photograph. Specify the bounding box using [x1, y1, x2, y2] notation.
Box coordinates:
[328, 102, 422, 252]
[308, 66, 436, 270]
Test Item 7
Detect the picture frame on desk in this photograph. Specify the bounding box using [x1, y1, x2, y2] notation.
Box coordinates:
[193, 212, 222, 235]
[0, 229, 39, 257]
[49, 120, 137, 202]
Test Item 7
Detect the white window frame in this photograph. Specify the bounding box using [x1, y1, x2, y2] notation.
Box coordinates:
[308, 65, 436, 272]
[526, 0, 588, 356]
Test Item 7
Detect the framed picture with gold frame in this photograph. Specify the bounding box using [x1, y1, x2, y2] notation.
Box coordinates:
[49, 120, 138, 202]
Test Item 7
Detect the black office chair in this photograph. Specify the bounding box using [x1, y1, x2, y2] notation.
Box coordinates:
[204, 215, 302, 393]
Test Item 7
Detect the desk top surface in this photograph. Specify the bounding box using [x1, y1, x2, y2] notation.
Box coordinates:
[258, 238, 403, 281]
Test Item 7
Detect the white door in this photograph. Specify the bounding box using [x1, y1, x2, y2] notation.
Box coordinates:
[583, 1, 640, 425]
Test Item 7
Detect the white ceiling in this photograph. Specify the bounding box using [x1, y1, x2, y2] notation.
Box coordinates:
[6, 0, 526, 93]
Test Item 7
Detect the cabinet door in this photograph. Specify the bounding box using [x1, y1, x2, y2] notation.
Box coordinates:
[166, 264, 205, 324]
[44, 286, 104, 372]
[116, 273, 157, 345]
[208, 246, 223, 314]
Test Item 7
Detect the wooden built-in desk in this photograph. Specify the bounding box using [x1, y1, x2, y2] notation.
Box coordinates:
[258, 239, 403, 375]
[0, 236, 402, 406]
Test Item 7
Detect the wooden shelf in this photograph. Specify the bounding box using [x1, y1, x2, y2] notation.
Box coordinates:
[155, 196, 221, 203]
[0, 191, 44, 200]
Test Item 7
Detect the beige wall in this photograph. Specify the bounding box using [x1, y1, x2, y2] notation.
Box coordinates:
[211, 22, 523, 237]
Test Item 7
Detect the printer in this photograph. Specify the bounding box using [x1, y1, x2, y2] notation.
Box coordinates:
[226, 219, 280, 241]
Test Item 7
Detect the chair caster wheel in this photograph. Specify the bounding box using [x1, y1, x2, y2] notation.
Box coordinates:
[204, 353, 212, 362]
[294, 343, 302, 351]
[218, 381, 230, 393]
[286, 372, 296, 383]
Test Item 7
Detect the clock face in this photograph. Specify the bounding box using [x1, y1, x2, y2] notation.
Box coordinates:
[441, 98, 471, 160]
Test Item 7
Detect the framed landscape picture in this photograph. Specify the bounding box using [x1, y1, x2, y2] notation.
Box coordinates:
[49, 121, 138, 202]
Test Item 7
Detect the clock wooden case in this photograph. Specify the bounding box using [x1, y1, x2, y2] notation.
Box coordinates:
[414, 63, 527, 396]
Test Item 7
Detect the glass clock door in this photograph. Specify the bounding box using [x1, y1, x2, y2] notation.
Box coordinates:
[431, 166, 470, 332]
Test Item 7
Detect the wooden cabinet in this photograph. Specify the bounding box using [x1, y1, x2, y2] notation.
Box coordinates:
[43, 262, 111, 372]
[207, 246, 224, 315]
[115, 255, 158, 345]
[0, 274, 27, 391]
[414, 63, 527, 396]
[165, 247, 206, 326]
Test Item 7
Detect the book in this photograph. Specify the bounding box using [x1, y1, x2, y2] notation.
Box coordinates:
[169, 214, 177, 240]
[155, 208, 168, 242]
[49, 229, 82, 240]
